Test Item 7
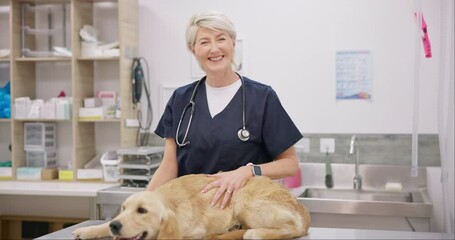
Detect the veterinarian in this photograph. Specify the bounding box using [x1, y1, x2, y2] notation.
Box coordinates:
[147, 11, 303, 209]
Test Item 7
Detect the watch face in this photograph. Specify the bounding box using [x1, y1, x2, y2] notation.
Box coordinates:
[253, 165, 262, 176]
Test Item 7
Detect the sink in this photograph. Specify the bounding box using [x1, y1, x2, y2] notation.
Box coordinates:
[300, 188, 413, 203]
[297, 187, 432, 218]
[295, 164, 433, 231]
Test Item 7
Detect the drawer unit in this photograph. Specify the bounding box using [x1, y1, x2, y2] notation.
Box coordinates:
[24, 122, 56, 151]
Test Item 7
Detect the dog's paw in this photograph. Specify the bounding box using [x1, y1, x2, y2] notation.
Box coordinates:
[243, 229, 263, 239]
[72, 222, 111, 239]
[72, 226, 95, 239]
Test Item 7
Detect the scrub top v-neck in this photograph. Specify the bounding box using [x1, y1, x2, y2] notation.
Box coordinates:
[155, 76, 303, 176]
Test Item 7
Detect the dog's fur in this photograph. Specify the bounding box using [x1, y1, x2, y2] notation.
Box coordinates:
[73, 174, 311, 239]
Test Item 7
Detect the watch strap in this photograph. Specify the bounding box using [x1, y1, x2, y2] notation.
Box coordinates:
[246, 162, 262, 176]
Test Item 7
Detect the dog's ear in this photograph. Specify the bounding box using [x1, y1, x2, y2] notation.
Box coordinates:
[157, 209, 181, 239]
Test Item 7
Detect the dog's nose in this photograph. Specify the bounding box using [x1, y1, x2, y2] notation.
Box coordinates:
[109, 220, 123, 234]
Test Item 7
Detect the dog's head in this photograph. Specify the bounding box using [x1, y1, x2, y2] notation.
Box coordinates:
[108, 191, 179, 240]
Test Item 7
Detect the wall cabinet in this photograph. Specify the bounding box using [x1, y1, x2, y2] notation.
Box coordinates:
[0, 0, 138, 181]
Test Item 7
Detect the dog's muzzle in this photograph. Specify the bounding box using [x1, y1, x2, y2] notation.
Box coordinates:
[110, 220, 123, 235]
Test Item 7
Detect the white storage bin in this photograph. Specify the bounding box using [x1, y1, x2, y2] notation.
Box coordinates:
[24, 122, 56, 151]
[26, 149, 57, 168]
[101, 151, 120, 182]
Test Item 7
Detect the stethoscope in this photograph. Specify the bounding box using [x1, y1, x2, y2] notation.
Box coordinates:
[175, 73, 250, 147]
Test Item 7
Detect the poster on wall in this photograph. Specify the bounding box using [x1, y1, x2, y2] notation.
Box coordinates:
[336, 50, 372, 100]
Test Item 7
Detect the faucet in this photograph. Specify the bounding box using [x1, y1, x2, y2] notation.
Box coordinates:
[349, 135, 362, 190]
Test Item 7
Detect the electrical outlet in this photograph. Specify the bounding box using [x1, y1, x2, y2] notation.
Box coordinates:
[295, 138, 310, 153]
[320, 138, 335, 153]
[125, 119, 139, 127]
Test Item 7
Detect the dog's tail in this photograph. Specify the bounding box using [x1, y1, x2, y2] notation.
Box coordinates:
[206, 229, 247, 240]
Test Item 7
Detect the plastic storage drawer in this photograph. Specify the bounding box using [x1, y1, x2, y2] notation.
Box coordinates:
[24, 122, 56, 151]
[26, 149, 57, 168]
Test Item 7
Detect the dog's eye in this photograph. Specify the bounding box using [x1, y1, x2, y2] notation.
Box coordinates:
[137, 207, 147, 214]
[122, 206, 125, 211]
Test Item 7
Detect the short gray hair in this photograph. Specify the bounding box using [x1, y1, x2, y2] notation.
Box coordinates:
[185, 11, 237, 51]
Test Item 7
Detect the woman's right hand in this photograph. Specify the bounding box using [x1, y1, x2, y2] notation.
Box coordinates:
[200, 166, 253, 209]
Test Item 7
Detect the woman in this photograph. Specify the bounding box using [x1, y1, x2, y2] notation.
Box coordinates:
[147, 11, 302, 210]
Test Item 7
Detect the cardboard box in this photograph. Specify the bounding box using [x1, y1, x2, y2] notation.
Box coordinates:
[16, 167, 58, 180]
[59, 169, 74, 181]
[41, 168, 58, 180]
[79, 107, 104, 120]
[84, 98, 102, 108]
[77, 169, 103, 181]
[0, 167, 13, 180]
[96, 91, 116, 107]
[16, 167, 41, 180]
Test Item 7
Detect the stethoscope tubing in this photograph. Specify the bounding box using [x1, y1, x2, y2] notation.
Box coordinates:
[175, 73, 248, 147]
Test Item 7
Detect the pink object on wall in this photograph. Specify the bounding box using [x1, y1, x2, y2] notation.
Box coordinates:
[420, 13, 432, 58]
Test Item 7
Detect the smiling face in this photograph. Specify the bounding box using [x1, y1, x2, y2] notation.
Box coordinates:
[191, 27, 235, 76]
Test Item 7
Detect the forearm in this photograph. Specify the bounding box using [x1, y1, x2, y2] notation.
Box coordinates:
[146, 139, 178, 191]
[146, 160, 177, 191]
[255, 146, 299, 179]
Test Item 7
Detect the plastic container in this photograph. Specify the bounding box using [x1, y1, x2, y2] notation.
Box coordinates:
[24, 122, 56, 151]
[101, 151, 120, 182]
[282, 168, 302, 189]
[26, 149, 57, 168]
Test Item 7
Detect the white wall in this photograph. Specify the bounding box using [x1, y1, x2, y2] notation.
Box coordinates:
[138, 0, 441, 134]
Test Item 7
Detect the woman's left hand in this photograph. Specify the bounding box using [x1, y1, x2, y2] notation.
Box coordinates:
[201, 166, 252, 209]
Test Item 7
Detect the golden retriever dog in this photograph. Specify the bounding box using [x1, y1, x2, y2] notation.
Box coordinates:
[73, 174, 311, 239]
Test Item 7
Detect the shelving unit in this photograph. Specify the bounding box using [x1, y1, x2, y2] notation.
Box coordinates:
[0, 0, 139, 181]
[0, 0, 12, 178]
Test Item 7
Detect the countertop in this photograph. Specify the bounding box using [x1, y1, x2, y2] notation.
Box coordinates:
[0, 181, 117, 197]
[36, 220, 453, 239]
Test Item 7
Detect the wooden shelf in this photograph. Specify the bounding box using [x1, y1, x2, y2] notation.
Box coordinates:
[77, 56, 119, 61]
[15, 57, 71, 62]
[77, 0, 118, 3]
[1, 0, 139, 181]
[12, 0, 70, 4]
[14, 118, 71, 122]
[78, 119, 120, 122]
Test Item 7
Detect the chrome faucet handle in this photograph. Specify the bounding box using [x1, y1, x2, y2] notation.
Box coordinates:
[354, 175, 362, 190]
[349, 135, 361, 190]
[349, 135, 357, 155]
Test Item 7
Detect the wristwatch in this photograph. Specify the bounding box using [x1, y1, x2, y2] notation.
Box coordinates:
[246, 163, 262, 176]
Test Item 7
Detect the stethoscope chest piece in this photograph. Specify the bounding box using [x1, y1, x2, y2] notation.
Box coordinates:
[238, 128, 250, 141]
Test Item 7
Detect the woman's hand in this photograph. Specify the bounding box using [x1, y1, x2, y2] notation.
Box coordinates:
[201, 166, 252, 209]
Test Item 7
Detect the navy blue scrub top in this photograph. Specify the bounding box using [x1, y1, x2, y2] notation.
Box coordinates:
[155, 76, 303, 177]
